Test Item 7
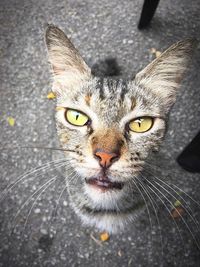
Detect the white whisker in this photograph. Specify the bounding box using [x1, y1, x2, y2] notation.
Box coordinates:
[0, 158, 67, 202]
[11, 175, 58, 234]
[134, 175, 164, 261]
[23, 176, 58, 231]
[145, 178, 200, 250]
[131, 178, 153, 231]
[144, 168, 200, 229]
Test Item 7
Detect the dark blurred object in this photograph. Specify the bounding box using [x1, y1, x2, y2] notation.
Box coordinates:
[177, 131, 200, 173]
[91, 58, 121, 77]
[138, 0, 160, 29]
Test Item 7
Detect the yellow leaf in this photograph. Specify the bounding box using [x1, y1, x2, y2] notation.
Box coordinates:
[155, 51, 161, 58]
[7, 117, 15, 126]
[118, 250, 122, 257]
[47, 91, 56, 99]
[100, 232, 110, 242]
[174, 200, 181, 207]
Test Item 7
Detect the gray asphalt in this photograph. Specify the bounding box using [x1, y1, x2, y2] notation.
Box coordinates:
[0, 0, 200, 266]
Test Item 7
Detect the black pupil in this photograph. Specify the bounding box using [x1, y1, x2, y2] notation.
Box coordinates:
[76, 114, 79, 120]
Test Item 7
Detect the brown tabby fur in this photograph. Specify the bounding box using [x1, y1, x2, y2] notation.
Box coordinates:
[45, 24, 197, 233]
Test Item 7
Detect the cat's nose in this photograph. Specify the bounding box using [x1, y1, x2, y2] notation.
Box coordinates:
[94, 149, 120, 168]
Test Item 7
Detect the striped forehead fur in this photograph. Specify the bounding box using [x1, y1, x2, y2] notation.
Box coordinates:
[46, 25, 197, 113]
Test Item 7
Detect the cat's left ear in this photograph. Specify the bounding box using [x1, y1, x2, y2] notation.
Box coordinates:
[135, 39, 197, 111]
[45, 25, 91, 91]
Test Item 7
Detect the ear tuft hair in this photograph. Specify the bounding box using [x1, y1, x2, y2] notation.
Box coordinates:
[135, 39, 198, 107]
[45, 24, 91, 90]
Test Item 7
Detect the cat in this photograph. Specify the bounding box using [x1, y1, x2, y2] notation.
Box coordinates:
[45, 24, 197, 234]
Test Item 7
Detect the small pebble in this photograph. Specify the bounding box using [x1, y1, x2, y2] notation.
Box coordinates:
[63, 201, 68, 206]
[34, 208, 41, 214]
[40, 228, 48, 235]
[128, 40, 133, 44]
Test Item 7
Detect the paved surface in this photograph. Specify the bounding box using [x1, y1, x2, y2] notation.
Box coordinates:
[0, 0, 200, 266]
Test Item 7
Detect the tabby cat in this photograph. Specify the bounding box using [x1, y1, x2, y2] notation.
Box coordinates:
[45, 25, 197, 233]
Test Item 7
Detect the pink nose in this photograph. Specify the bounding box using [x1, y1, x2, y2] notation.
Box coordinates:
[94, 149, 120, 168]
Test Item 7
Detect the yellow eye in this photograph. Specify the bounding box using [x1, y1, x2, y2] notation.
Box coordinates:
[65, 109, 89, 126]
[129, 117, 153, 133]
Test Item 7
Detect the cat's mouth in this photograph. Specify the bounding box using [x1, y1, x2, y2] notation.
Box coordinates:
[85, 175, 124, 191]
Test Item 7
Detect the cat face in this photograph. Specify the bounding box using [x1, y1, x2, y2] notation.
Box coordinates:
[55, 78, 165, 198]
[45, 25, 196, 232]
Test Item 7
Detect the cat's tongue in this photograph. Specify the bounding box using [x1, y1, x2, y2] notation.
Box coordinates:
[86, 177, 123, 191]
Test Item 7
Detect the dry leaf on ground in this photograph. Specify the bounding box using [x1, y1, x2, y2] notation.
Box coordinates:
[150, 48, 162, 58]
[171, 206, 185, 219]
[47, 91, 56, 99]
[100, 232, 110, 242]
[174, 199, 182, 207]
[7, 116, 15, 126]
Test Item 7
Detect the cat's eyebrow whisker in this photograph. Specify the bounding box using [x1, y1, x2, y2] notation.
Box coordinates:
[145, 178, 200, 250]
[0, 158, 68, 202]
[11, 175, 58, 234]
[0, 145, 78, 154]
[134, 175, 164, 259]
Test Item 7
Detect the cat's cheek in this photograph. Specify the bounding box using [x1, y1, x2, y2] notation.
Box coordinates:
[74, 155, 100, 173]
[74, 160, 100, 178]
[75, 167, 98, 178]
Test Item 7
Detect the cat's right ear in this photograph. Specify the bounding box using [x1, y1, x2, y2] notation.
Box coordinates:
[45, 25, 91, 91]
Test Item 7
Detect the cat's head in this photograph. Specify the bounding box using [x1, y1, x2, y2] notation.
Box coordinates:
[45, 25, 197, 230]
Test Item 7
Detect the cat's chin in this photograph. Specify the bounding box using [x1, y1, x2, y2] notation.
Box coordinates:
[69, 178, 145, 233]
[77, 206, 145, 234]
[72, 194, 145, 234]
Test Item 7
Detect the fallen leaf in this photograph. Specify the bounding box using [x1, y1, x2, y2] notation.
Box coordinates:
[7, 116, 15, 126]
[47, 91, 56, 99]
[155, 51, 161, 58]
[171, 206, 185, 219]
[174, 200, 182, 207]
[150, 48, 161, 58]
[100, 232, 110, 242]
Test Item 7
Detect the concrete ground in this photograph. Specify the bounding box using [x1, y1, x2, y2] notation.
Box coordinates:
[0, 0, 200, 266]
